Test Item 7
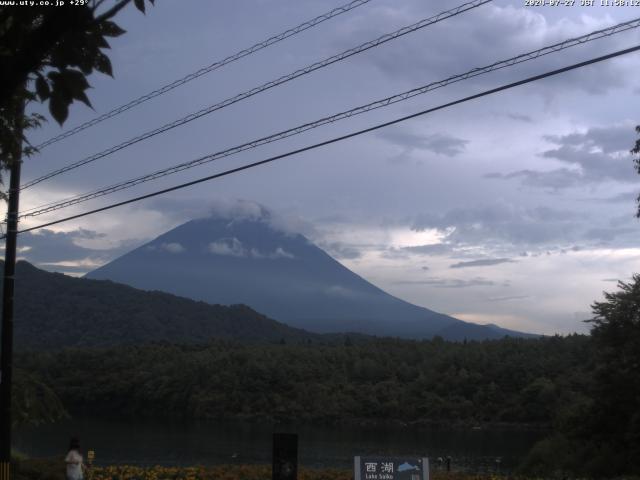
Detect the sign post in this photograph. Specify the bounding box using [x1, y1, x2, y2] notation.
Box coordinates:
[273, 433, 297, 480]
[87, 450, 95, 480]
[354, 457, 429, 480]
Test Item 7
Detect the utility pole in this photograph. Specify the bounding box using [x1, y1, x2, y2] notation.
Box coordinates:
[0, 98, 24, 480]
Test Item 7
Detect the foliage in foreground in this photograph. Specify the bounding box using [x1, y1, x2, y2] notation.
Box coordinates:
[520, 276, 640, 477]
[11, 459, 538, 480]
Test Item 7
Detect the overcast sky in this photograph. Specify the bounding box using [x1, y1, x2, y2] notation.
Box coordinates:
[10, 0, 640, 335]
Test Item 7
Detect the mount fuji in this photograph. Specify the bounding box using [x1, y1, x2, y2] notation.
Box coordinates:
[86, 208, 531, 340]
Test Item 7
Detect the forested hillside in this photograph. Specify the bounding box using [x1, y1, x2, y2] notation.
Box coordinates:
[17, 335, 590, 426]
[6, 261, 335, 349]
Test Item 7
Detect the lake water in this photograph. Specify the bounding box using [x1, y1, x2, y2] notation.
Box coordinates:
[14, 417, 544, 473]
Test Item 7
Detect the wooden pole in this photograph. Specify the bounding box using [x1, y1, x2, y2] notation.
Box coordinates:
[0, 97, 24, 480]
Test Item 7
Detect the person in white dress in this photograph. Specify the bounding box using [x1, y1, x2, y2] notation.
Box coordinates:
[65, 437, 85, 480]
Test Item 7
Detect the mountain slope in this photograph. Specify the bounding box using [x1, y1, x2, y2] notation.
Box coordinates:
[86, 212, 533, 340]
[6, 261, 329, 350]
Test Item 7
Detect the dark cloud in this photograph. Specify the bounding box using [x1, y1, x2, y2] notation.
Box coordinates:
[544, 126, 634, 155]
[401, 243, 454, 255]
[486, 294, 530, 302]
[378, 130, 469, 157]
[608, 214, 636, 228]
[14, 229, 129, 274]
[506, 113, 533, 123]
[485, 168, 584, 190]
[599, 191, 638, 203]
[584, 226, 637, 242]
[393, 277, 497, 288]
[412, 203, 585, 247]
[17, 229, 105, 263]
[541, 146, 631, 183]
[450, 258, 515, 268]
[579, 214, 639, 243]
[381, 242, 455, 260]
[380, 248, 410, 260]
[406, 203, 640, 253]
[338, 3, 632, 96]
[488, 125, 639, 189]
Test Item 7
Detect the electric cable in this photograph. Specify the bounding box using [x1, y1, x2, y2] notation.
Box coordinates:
[34, 0, 375, 150]
[22, 0, 491, 190]
[11, 44, 640, 239]
[20, 17, 640, 219]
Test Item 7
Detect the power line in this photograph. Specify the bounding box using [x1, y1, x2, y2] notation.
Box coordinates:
[33, 0, 375, 151]
[12, 44, 640, 238]
[20, 15, 638, 216]
[19, 17, 640, 219]
[22, 0, 491, 190]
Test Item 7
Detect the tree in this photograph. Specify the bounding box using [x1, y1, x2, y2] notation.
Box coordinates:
[0, 1, 155, 468]
[519, 278, 640, 477]
[585, 275, 640, 474]
[12, 368, 67, 427]
[0, 0, 155, 171]
[631, 125, 640, 217]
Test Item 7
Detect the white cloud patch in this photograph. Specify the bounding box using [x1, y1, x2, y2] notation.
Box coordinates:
[249, 247, 296, 259]
[272, 247, 295, 259]
[39, 258, 105, 269]
[160, 242, 185, 254]
[209, 238, 247, 257]
[324, 285, 363, 298]
[209, 199, 271, 224]
[208, 238, 295, 260]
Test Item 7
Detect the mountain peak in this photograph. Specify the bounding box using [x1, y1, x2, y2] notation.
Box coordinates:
[207, 199, 273, 225]
[86, 210, 534, 341]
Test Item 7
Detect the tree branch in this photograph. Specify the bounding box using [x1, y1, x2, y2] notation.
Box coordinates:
[94, 0, 132, 23]
[91, 0, 108, 12]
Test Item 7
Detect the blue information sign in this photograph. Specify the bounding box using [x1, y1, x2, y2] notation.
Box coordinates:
[354, 457, 429, 480]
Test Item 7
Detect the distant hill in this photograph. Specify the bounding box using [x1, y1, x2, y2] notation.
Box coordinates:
[86, 209, 535, 340]
[6, 261, 334, 350]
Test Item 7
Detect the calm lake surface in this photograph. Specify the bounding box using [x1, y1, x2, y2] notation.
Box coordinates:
[14, 417, 544, 473]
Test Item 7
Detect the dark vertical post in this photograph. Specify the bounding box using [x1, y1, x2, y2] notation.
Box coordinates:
[0, 98, 23, 480]
[272, 433, 298, 480]
[422, 457, 430, 480]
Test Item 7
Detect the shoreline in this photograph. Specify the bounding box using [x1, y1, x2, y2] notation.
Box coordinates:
[59, 411, 552, 432]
